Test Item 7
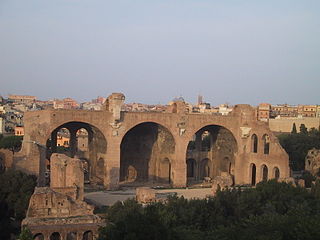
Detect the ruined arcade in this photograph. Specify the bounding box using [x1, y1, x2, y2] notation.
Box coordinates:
[14, 93, 290, 189]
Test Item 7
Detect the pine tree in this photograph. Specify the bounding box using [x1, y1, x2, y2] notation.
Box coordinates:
[291, 123, 297, 134]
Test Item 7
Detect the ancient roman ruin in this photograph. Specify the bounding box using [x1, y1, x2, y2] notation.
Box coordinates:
[22, 153, 103, 240]
[305, 148, 320, 177]
[13, 93, 290, 190]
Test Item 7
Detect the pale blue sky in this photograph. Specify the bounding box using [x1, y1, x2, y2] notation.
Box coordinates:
[0, 0, 319, 105]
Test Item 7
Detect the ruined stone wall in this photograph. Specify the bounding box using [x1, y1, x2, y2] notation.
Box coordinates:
[15, 97, 290, 189]
[269, 117, 320, 133]
[50, 153, 84, 200]
[22, 153, 103, 240]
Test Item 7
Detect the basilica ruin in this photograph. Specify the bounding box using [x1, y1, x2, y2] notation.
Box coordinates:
[13, 93, 290, 190]
[22, 153, 103, 240]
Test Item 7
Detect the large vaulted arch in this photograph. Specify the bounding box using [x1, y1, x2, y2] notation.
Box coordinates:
[120, 122, 175, 185]
[186, 124, 238, 184]
[46, 121, 107, 185]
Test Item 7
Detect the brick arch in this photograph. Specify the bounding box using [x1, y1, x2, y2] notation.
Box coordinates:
[261, 164, 268, 181]
[249, 163, 257, 185]
[251, 133, 258, 153]
[119, 121, 176, 184]
[50, 232, 61, 240]
[262, 134, 270, 154]
[46, 121, 107, 145]
[272, 166, 280, 179]
[119, 119, 177, 146]
[46, 121, 108, 185]
[183, 122, 239, 154]
[33, 233, 44, 240]
[184, 123, 238, 183]
[184, 123, 239, 154]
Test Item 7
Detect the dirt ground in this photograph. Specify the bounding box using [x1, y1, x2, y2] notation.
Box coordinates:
[84, 187, 213, 206]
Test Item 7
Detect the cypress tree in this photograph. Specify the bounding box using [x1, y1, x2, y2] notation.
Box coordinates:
[291, 123, 297, 134]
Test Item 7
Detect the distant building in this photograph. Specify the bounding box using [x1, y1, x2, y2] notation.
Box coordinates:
[8, 95, 36, 104]
[302, 105, 317, 117]
[198, 103, 211, 113]
[271, 104, 298, 118]
[317, 106, 320, 118]
[81, 102, 102, 111]
[271, 104, 319, 119]
[92, 96, 106, 104]
[57, 134, 70, 147]
[15, 126, 24, 136]
[0, 105, 5, 115]
[218, 104, 233, 116]
[258, 103, 271, 122]
[53, 98, 79, 109]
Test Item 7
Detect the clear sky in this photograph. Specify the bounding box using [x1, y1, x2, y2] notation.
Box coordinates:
[0, 0, 319, 105]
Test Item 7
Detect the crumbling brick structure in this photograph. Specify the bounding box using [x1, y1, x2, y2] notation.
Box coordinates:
[15, 93, 289, 190]
[22, 154, 103, 240]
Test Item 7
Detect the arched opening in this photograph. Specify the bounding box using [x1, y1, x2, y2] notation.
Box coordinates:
[186, 158, 196, 178]
[273, 167, 280, 179]
[250, 163, 256, 186]
[262, 134, 270, 154]
[120, 122, 175, 185]
[262, 164, 268, 181]
[186, 125, 237, 184]
[50, 232, 61, 240]
[251, 134, 258, 153]
[55, 128, 71, 156]
[158, 158, 171, 183]
[33, 233, 44, 240]
[83, 231, 93, 240]
[46, 122, 107, 185]
[200, 158, 211, 179]
[66, 232, 77, 240]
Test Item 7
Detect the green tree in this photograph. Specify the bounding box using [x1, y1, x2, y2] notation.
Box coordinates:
[278, 128, 320, 170]
[98, 180, 320, 240]
[291, 123, 297, 134]
[18, 226, 33, 240]
[0, 169, 36, 239]
[0, 135, 23, 154]
[300, 124, 308, 134]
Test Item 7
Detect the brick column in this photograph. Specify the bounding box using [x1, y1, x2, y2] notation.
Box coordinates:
[51, 129, 57, 153]
[37, 144, 47, 187]
[69, 128, 77, 158]
[104, 139, 121, 190]
[195, 132, 202, 180]
[171, 141, 187, 188]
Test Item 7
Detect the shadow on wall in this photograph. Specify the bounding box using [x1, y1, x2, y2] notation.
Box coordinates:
[120, 122, 175, 184]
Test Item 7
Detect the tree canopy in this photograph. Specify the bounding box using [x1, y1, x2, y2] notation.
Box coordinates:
[0, 169, 36, 239]
[98, 180, 320, 240]
[0, 135, 23, 153]
[278, 126, 320, 171]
